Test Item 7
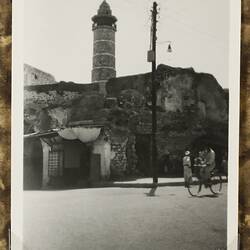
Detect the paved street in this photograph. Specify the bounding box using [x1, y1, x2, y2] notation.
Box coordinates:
[23, 185, 227, 250]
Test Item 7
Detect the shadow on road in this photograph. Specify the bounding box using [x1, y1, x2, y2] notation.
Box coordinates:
[145, 186, 158, 197]
[188, 194, 220, 198]
[198, 194, 220, 198]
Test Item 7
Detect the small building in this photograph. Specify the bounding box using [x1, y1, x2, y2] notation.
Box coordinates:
[24, 122, 113, 189]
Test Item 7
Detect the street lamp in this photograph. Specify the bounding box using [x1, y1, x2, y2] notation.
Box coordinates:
[167, 42, 172, 53]
[147, 2, 158, 184]
[147, 3, 173, 185]
[157, 40, 173, 53]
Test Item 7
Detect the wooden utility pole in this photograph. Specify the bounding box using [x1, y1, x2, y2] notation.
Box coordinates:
[151, 2, 158, 184]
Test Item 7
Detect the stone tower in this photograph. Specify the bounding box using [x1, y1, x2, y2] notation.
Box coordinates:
[92, 0, 117, 88]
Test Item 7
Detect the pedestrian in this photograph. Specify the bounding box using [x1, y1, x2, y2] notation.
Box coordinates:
[163, 152, 170, 175]
[183, 150, 192, 187]
[221, 152, 228, 180]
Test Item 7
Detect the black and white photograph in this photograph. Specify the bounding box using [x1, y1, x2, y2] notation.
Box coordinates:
[12, 0, 240, 249]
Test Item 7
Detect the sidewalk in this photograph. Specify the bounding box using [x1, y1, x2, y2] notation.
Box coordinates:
[92, 176, 228, 188]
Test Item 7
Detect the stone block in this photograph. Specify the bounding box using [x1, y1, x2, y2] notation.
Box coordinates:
[94, 40, 115, 55]
[94, 28, 115, 41]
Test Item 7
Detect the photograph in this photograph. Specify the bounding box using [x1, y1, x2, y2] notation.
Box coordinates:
[12, 0, 240, 249]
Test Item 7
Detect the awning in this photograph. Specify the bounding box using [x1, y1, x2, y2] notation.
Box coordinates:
[58, 128, 77, 140]
[24, 125, 102, 143]
[58, 127, 101, 143]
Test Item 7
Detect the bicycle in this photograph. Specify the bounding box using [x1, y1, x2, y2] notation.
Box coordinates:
[187, 168, 223, 197]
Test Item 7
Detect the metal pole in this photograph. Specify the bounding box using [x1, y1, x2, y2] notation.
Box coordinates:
[151, 2, 158, 184]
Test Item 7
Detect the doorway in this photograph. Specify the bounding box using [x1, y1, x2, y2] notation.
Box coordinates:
[63, 140, 91, 185]
[23, 138, 43, 190]
[135, 134, 152, 176]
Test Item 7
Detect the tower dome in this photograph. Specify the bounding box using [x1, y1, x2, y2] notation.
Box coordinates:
[92, 0, 117, 27]
[98, 0, 112, 16]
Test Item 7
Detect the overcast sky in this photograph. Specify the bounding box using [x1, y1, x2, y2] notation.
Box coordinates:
[24, 0, 229, 88]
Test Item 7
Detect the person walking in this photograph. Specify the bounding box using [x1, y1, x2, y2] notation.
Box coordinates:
[221, 152, 228, 180]
[183, 150, 192, 187]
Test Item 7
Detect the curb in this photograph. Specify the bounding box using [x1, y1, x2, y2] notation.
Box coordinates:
[90, 179, 228, 189]
[37, 179, 228, 190]
[90, 181, 185, 188]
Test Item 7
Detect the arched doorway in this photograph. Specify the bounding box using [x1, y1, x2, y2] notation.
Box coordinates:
[189, 134, 228, 172]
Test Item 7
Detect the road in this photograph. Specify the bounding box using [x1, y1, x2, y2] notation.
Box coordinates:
[23, 185, 227, 250]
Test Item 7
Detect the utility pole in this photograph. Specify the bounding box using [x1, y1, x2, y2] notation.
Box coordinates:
[150, 2, 158, 184]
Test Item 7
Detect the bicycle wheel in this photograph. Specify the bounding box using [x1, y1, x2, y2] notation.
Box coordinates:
[187, 176, 201, 197]
[209, 174, 222, 195]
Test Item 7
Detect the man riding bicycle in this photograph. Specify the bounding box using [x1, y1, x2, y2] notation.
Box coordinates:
[187, 147, 222, 196]
[200, 147, 216, 187]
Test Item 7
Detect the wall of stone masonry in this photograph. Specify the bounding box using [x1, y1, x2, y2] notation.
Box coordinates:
[24, 89, 83, 131]
[23, 64, 229, 179]
[110, 138, 128, 178]
[24, 84, 105, 132]
[125, 134, 138, 175]
[24, 90, 82, 108]
[108, 133, 138, 178]
[24, 64, 56, 86]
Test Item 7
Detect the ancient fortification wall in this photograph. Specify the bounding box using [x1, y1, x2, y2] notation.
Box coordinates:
[24, 64, 56, 86]
[23, 64, 228, 177]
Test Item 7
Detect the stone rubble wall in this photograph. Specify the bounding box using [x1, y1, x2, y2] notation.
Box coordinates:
[125, 134, 138, 175]
[24, 90, 82, 108]
[24, 64, 56, 86]
[110, 138, 128, 178]
[23, 64, 229, 179]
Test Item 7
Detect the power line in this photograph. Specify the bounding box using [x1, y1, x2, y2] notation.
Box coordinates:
[158, 14, 227, 50]
[157, 1, 227, 48]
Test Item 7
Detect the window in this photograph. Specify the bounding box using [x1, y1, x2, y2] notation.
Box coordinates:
[48, 150, 63, 177]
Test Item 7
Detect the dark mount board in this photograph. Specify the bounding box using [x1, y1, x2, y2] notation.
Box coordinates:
[0, 0, 248, 249]
[239, 0, 250, 248]
[0, 0, 11, 249]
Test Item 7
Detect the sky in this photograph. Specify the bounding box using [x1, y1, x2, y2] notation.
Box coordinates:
[24, 0, 229, 88]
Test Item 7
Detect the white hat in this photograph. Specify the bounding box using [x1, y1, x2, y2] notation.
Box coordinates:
[185, 151, 190, 156]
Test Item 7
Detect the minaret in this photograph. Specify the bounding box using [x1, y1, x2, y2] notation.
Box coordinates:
[92, 1, 117, 89]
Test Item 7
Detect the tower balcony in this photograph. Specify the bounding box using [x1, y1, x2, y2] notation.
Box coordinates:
[92, 16, 117, 31]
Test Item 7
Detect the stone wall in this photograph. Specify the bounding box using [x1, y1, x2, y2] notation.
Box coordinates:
[23, 63, 229, 178]
[110, 137, 128, 178]
[156, 65, 228, 123]
[24, 89, 82, 132]
[24, 83, 103, 132]
[106, 65, 228, 124]
[24, 64, 56, 86]
[125, 134, 138, 175]
[24, 90, 82, 108]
